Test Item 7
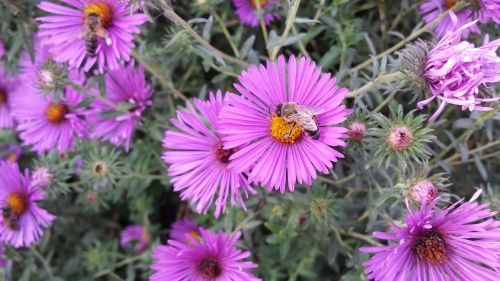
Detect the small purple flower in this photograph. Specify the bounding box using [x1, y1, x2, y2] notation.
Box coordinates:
[170, 218, 200, 244]
[418, 17, 500, 120]
[88, 62, 152, 151]
[150, 229, 260, 281]
[0, 145, 22, 163]
[163, 91, 256, 218]
[37, 0, 147, 72]
[120, 225, 150, 253]
[219, 56, 351, 193]
[232, 0, 281, 27]
[0, 65, 16, 129]
[360, 190, 500, 280]
[11, 70, 90, 153]
[0, 161, 55, 248]
[419, 0, 480, 38]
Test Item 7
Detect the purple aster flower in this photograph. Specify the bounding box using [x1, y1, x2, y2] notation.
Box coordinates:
[0, 145, 22, 163]
[120, 225, 150, 253]
[0, 39, 4, 60]
[162, 91, 256, 218]
[218, 55, 351, 193]
[37, 0, 147, 72]
[478, 0, 500, 23]
[419, 0, 480, 38]
[0, 161, 55, 248]
[11, 70, 90, 153]
[150, 228, 260, 281]
[232, 0, 281, 27]
[418, 17, 500, 120]
[0, 65, 16, 129]
[360, 190, 500, 280]
[88, 61, 152, 151]
[170, 218, 200, 244]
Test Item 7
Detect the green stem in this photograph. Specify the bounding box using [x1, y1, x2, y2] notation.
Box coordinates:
[349, 2, 467, 73]
[270, 0, 301, 59]
[347, 71, 404, 98]
[31, 248, 55, 281]
[443, 139, 500, 164]
[211, 11, 240, 57]
[318, 173, 356, 186]
[373, 92, 396, 113]
[93, 255, 143, 279]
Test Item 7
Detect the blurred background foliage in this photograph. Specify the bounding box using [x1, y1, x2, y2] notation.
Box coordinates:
[0, 0, 498, 280]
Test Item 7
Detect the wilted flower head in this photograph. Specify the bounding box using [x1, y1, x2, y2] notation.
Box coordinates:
[0, 65, 17, 129]
[150, 229, 260, 281]
[37, 0, 147, 72]
[31, 167, 53, 190]
[11, 70, 90, 154]
[0, 161, 55, 248]
[370, 105, 434, 168]
[219, 56, 351, 193]
[163, 91, 256, 218]
[418, 17, 500, 120]
[232, 0, 281, 27]
[89, 62, 153, 151]
[170, 218, 200, 244]
[360, 190, 500, 280]
[120, 225, 150, 253]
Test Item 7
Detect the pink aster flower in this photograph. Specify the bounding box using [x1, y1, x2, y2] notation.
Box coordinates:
[37, 0, 147, 72]
[0, 161, 55, 248]
[88, 61, 152, 151]
[360, 190, 500, 280]
[218, 56, 351, 193]
[162, 91, 256, 218]
[0, 65, 16, 129]
[419, 0, 480, 38]
[418, 17, 500, 120]
[120, 225, 150, 253]
[232, 0, 281, 27]
[11, 70, 90, 153]
[170, 218, 200, 244]
[150, 229, 260, 281]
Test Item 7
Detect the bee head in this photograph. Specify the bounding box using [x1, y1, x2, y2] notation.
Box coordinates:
[275, 104, 283, 117]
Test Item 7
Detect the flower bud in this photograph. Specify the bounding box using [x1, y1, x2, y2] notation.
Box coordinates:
[38, 69, 54, 89]
[348, 122, 366, 141]
[410, 180, 438, 204]
[388, 126, 413, 151]
[31, 167, 52, 189]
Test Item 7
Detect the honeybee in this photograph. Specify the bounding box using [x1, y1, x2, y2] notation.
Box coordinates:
[2, 205, 20, 231]
[276, 102, 325, 140]
[82, 12, 109, 57]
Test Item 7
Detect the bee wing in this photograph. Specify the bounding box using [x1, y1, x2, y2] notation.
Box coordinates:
[296, 105, 326, 116]
[290, 113, 318, 132]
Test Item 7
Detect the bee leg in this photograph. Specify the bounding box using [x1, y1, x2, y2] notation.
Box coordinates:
[284, 123, 297, 139]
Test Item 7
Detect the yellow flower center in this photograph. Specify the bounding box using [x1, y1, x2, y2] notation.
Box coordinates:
[6, 192, 29, 215]
[84, 0, 114, 28]
[270, 114, 303, 144]
[251, 0, 267, 8]
[0, 88, 6, 104]
[45, 103, 68, 123]
[7, 153, 18, 162]
[445, 0, 456, 9]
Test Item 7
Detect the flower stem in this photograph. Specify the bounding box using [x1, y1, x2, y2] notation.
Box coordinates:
[211, 10, 240, 58]
[163, 8, 249, 67]
[347, 71, 404, 98]
[270, 0, 301, 59]
[132, 50, 187, 101]
[31, 248, 55, 281]
[93, 255, 143, 279]
[349, 2, 468, 73]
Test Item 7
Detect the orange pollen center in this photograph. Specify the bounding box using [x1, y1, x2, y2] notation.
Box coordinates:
[251, 0, 267, 8]
[270, 114, 303, 144]
[445, 0, 456, 9]
[183, 230, 201, 244]
[0, 89, 6, 104]
[84, 0, 114, 28]
[45, 103, 68, 123]
[412, 230, 447, 265]
[7, 153, 18, 162]
[6, 192, 29, 215]
[198, 256, 222, 278]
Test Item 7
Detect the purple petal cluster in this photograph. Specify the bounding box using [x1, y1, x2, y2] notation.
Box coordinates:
[170, 218, 201, 243]
[360, 190, 500, 280]
[88, 62, 152, 151]
[120, 225, 150, 253]
[150, 228, 260, 281]
[37, 0, 147, 72]
[0, 65, 16, 129]
[419, 19, 500, 120]
[163, 91, 256, 218]
[232, 0, 281, 27]
[0, 161, 55, 248]
[219, 55, 351, 193]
